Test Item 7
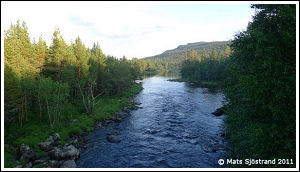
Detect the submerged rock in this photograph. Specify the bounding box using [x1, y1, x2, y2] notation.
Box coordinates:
[212, 107, 224, 116]
[106, 131, 119, 136]
[106, 135, 121, 143]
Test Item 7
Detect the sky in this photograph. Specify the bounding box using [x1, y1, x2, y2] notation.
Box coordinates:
[2, 1, 256, 59]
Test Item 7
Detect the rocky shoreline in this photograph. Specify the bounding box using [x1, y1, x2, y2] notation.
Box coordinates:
[13, 99, 142, 168]
[13, 101, 226, 168]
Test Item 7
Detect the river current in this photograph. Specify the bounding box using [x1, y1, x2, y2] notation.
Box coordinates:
[76, 74, 227, 168]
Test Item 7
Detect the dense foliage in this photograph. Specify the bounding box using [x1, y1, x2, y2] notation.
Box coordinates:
[223, 4, 296, 167]
[4, 21, 152, 130]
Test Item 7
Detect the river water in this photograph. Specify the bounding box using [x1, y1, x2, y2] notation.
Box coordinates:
[76, 74, 227, 168]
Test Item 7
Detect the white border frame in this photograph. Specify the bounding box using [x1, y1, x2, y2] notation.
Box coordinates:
[1, 1, 299, 171]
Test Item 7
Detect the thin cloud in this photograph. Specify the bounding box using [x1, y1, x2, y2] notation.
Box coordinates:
[69, 15, 94, 27]
[69, 15, 133, 40]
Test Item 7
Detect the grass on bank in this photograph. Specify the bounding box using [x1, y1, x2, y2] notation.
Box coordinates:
[4, 83, 143, 168]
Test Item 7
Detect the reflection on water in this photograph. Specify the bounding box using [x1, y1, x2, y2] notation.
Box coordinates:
[156, 70, 181, 77]
[77, 74, 227, 168]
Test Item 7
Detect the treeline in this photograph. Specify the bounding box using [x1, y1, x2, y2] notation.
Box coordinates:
[143, 58, 181, 71]
[223, 4, 296, 167]
[180, 46, 231, 83]
[4, 21, 153, 129]
[143, 41, 230, 71]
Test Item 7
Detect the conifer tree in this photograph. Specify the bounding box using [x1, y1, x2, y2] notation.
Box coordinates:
[202, 48, 209, 59]
[210, 47, 218, 59]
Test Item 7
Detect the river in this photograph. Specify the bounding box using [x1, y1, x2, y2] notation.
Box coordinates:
[76, 74, 227, 168]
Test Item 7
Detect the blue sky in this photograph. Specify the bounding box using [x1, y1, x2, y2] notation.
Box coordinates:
[2, 2, 255, 59]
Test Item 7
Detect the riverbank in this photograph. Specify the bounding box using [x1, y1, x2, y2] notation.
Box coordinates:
[4, 82, 143, 168]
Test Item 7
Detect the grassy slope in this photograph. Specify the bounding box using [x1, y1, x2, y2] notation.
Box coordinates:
[4, 83, 143, 168]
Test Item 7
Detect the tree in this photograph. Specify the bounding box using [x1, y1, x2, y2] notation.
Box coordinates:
[4, 20, 38, 79]
[223, 45, 231, 58]
[73, 36, 89, 81]
[224, 4, 296, 166]
[202, 48, 209, 59]
[44, 28, 70, 80]
[34, 37, 47, 75]
[210, 47, 218, 59]
[185, 49, 200, 62]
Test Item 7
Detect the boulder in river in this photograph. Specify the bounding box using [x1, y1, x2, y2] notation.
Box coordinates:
[106, 131, 119, 136]
[106, 135, 121, 143]
[212, 107, 224, 116]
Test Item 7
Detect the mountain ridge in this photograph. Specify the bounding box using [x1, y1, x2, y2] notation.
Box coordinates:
[143, 41, 231, 61]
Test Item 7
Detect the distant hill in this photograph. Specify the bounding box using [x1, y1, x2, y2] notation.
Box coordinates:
[143, 41, 231, 62]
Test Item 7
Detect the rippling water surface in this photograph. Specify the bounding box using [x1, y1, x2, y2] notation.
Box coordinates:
[77, 74, 227, 168]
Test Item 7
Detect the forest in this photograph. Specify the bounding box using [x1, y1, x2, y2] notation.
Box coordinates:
[4, 21, 156, 167]
[180, 46, 231, 86]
